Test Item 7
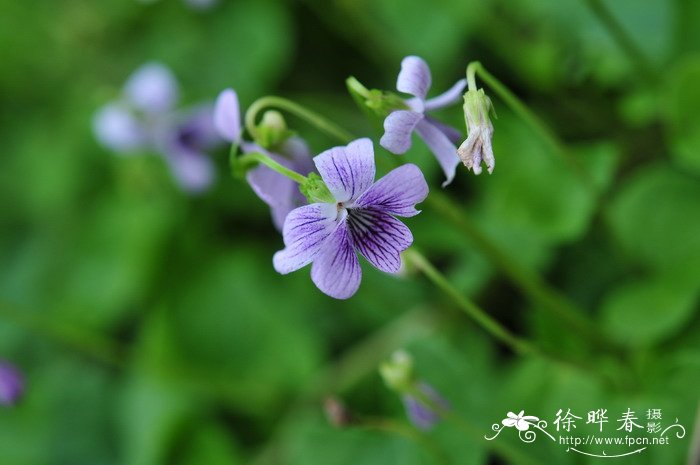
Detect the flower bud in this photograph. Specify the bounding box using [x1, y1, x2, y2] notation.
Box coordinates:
[379, 350, 415, 393]
[256, 110, 294, 149]
[457, 89, 495, 175]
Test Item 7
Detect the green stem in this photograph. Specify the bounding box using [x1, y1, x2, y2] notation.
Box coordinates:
[466, 61, 594, 190]
[245, 96, 353, 145]
[404, 249, 600, 378]
[582, 0, 659, 83]
[405, 249, 533, 356]
[424, 190, 609, 348]
[236, 151, 308, 184]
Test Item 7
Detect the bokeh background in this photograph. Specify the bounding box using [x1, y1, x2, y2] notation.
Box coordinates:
[1, 0, 699, 464]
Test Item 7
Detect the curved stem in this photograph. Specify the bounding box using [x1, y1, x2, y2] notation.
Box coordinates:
[235, 151, 308, 184]
[581, 0, 659, 84]
[245, 96, 354, 145]
[404, 249, 600, 377]
[424, 190, 609, 348]
[404, 249, 533, 356]
[466, 62, 594, 190]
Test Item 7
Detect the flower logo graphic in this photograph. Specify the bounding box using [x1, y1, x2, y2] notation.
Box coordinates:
[502, 410, 540, 431]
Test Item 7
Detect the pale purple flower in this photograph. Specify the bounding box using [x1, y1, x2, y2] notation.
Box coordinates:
[273, 138, 428, 299]
[502, 410, 539, 431]
[380, 56, 466, 186]
[94, 62, 221, 193]
[214, 88, 314, 229]
[157, 107, 219, 193]
[0, 361, 24, 406]
[123, 62, 179, 115]
[402, 382, 449, 431]
[92, 103, 148, 153]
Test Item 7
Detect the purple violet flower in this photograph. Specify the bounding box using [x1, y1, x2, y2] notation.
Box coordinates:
[273, 138, 428, 299]
[157, 106, 219, 193]
[0, 361, 24, 406]
[93, 62, 220, 193]
[214, 88, 315, 230]
[380, 56, 466, 186]
[402, 382, 449, 431]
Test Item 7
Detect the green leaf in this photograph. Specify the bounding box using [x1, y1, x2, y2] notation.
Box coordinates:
[474, 115, 598, 244]
[609, 163, 700, 279]
[167, 248, 323, 416]
[601, 276, 699, 347]
[664, 55, 700, 175]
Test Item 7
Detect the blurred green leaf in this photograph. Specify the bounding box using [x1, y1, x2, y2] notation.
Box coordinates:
[664, 55, 700, 175]
[600, 276, 699, 347]
[167, 248, 323, 416]
[609, 163, 700, 279]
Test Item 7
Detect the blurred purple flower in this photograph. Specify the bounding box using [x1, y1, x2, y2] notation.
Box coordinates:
[184, 0, 218, 10]
[402, 382, 448, 431]
[124, 62, 179, 114]
[92, 103, 148, 153]
[380, 56, 466, 186]
[94, 62, 221, 193]
[0, 361, 24, 406]
[157, 106, 220, 193]
[273, 138, 428, 299]
[214, 88, 315, 229]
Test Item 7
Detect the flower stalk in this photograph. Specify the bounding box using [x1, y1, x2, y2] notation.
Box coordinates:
[245, 96, 353, 146]
[465, 61, 594, 189]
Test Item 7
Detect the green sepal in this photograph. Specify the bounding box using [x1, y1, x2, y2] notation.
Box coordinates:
[300, 173, 335, 204]
[346, 76, 409, 120]
[254, 110, 295, 150]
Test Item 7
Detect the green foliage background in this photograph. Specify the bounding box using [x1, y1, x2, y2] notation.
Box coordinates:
[0, 0, 699, 464]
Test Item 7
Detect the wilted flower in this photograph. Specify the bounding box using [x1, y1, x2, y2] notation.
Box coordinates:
[402, 382, 449, 431]
[0, 361, 24, 406]
[93, 62, 220, 193]
[501, 410, 539, 431]
[273, 138, 428, 299]
[457, 89, 495, 175]
[380, 56, 466, 186]
[379, 351, 448, 431]
[214, 88, 315, 230]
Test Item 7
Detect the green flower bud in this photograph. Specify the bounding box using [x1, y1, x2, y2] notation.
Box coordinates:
[379, 350, 415, 393]
[255, 110, 294, 149]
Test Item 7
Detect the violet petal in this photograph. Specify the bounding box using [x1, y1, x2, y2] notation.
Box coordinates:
[124, 62, 179, 114]
[424, 79, 467, 111]
[214, 88, 241, 143]
[354, 164, 428, 217]
[415, 119, 460, 187]
[397, 56, 431, 100]
[380, 110, 423, 155]
[347, 208, 412, 273]
[314, 138, 376, 203]
[424, 116, 462, 145]
[273, 203, 339, 274]
[92, 103, 147, 153]
[166, 147, 215, 193]
[310, 220, 362, 299]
